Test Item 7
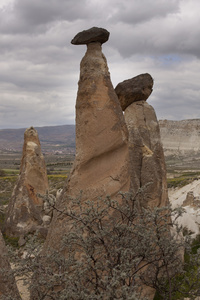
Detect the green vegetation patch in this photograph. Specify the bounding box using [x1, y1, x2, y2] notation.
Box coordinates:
[181, 171, 200, 177]
[0, 212, 5, 228]
[154, 234, 200, 300]
[167, 177, 191, 188]
[167, 172, 200, 188]
[3, 234, 19, 249]
[47, 174, 68, 192]
[2, 169, 19, 175]
[0, 169, 6, 177]
[47, 174, 68, 180]
[0, 176, 18, 182]
[0, 176, 18, 205]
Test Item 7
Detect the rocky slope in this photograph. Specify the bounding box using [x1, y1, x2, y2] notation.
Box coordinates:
[0, 231, 21, 299]
[169, 179, 200, 237]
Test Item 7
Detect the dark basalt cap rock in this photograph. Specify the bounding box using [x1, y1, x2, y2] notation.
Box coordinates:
[71, 27, 110, 45]
[115, 73, 154, 111]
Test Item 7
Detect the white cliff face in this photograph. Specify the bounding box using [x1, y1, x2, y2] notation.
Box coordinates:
[169, 179, 200, 237]
[160, 118, 200, 236]
[159, 119, 200, 156]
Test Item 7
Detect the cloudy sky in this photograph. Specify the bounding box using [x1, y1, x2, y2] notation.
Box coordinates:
[0, 0, 200, 129]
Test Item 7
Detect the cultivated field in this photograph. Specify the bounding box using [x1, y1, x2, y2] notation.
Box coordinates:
[1, 150, 200, 208]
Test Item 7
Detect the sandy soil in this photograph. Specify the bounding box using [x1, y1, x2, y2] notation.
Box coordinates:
[11, 263, 30, 300]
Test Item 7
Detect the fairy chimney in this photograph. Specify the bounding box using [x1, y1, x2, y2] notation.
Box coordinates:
[4, 127, 49, 238]
[115, 74, 169, 300]
[42, 27, 130, 252]
[115, 74, 168, 209]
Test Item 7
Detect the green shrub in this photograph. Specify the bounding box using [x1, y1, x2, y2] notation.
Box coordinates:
[0, 169, 6, 177]
[3, 234, 19, 248]
[168, 177, 194, 188]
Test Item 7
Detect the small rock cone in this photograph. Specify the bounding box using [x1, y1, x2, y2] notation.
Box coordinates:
[4, 127, 49, 238]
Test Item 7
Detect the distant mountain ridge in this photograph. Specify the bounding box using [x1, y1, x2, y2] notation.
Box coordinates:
[0, 125, 76, 153]
[1, 120, 200, 156]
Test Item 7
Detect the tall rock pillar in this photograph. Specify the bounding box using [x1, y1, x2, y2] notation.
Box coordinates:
[115, 74, 168, 209]
[43, 27, 130, 251]
[4, 126, 49, 238]
[115, 74, 169, 300]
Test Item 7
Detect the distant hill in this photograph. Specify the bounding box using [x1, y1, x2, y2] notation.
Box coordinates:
[1, 119, 200, 162]
[0, 125, 76, 153]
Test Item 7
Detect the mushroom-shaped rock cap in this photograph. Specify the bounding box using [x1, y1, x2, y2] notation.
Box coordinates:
[71, 27, 110, 45]
[115, 73, 154, 111]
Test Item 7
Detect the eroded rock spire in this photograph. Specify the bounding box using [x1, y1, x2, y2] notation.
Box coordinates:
[115, 74, 169, 300]
[4, 127, 49, 239]
[115, 74, 168, 209]
[41, 26, 130, 252]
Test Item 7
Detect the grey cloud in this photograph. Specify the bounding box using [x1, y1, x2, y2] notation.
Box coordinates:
[0, 87, 76, 129]
[109, 0, 181, 24]
[108, 13, 200, 59]
[0, 0, 89, 34]
[14, 0, 89, 26]
[0, 57, 76, 93]
[0, 0, 200, 129]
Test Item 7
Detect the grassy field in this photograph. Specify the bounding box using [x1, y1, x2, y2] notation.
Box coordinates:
[167, 171, 200, 188]
[0, 151, 74, 174]
[1, 169, 200, 207]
